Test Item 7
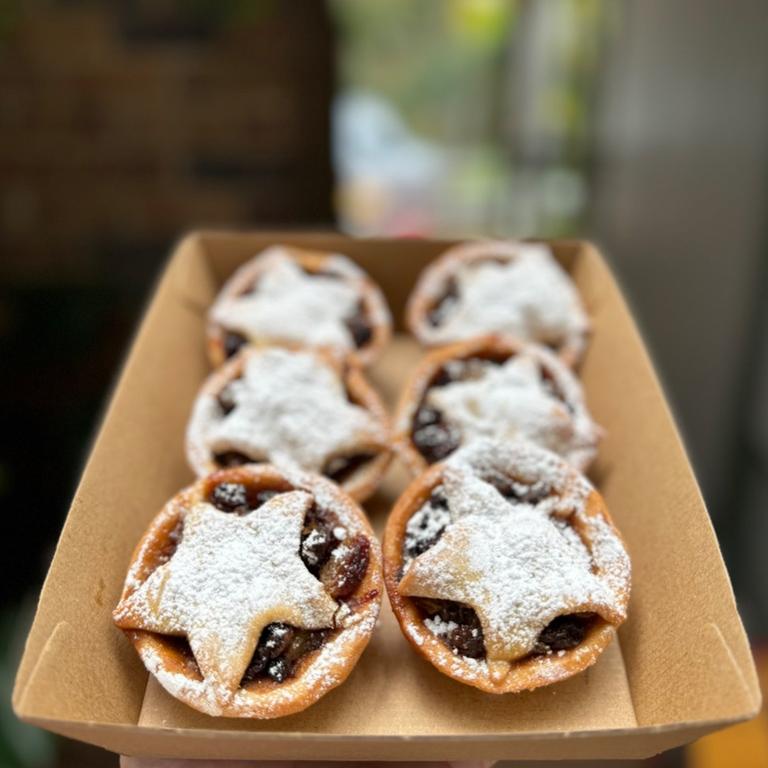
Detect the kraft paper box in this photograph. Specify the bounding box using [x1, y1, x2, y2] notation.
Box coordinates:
[13, 232, 761, 761]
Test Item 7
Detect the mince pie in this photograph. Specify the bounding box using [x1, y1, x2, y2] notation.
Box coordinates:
[383, 439, 630, 694]
[395, 335, 601, 474]
[207, 245, 391, 367]
[406, 240, 589, 366]
[186, 347, 392, 501]
[113, 465, 382, 718]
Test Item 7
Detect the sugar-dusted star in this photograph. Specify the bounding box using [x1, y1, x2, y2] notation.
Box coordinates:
[113, 491, 338, 694]
[193, 348, 387, 472]
[211, 254, 360, 349]
[427, 353, 577, 452]
[428, 246, 587, 345]
[399, 469, 622, 666]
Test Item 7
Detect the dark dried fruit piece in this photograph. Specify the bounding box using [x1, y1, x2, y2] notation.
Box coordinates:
[448, 624, 485, 659]
[283, 628, 327, 664]
[414, 598, 487, 658]
[345, 302, 372, 348]
[213, 450, 254, 468]
[217, 385, 237, 416]
[411, 407, 460, 464]
[266, 658, 290, 683]
[320, 534, 370, 599]
[210, 482, 249, 514]
[323, 452, 374, 484]
[240, 624, 329, 686]
[223, 331, 247, 358]
[533, 614, 592, 654]
[262, 623, 295, 659]
[155, 518, 184, 568]
[427, 278, 458, 326]
[300, 505, 340, 573]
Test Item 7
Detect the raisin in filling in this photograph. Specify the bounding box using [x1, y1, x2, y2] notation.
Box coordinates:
[322, 452, 375, 484]
[403, 492, 450, 561]
[411, 357, 503, 464]
[415, 598, 486, 659]
[427, 278, 458, 327]
[531, 613, 595, 655]
[236, 506, 372, 685]
[213, 450, 258, 468]
[208, 482, 281, 515]
[217, 383, 238, 415]
[345, 301, 373, 348]
[240, 623, 329, 685]
[300, 505, 370, 599]
[223, 331, 247, 359]
[411, 406, 460, 464]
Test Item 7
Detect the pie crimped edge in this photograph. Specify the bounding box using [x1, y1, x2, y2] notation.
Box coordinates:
[393, 334, 601, 475]
[186, 346, 393, 502]
[382, 442, 630, 694]
[207, 245, 392, 368]
[405, 239, 589, 366]
[114, 464, 383, 718]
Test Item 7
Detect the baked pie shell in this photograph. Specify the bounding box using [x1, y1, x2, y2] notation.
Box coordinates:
[207, 246, 392, 368]
[393, 334, 599, 476]
[405, 240, 588, 366]
[186, 346, 393, 502]
[382, 461, 629, 695]
[116, 465, 383, 718]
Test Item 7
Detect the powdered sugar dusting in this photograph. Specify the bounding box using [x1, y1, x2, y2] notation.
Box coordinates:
[425, 347, 600, 469]
[186, 348, 387, 473]
[114, 492, 339, 693]
[418, 243, 588, 351]
[400, 440, 630, 662]
[210, 249, 367, 350]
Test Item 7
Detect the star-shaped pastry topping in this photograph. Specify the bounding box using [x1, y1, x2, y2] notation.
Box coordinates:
[429, 246, 587, 345]
[427, 354, 590, 458]
[398, 469, 622, 663]
[113, 491, 338, 694]
[189, 348, 387, 471]
[211, 254, 360, 349]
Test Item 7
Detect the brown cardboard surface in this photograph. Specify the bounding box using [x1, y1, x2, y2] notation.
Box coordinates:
[13, 233, 761, 761]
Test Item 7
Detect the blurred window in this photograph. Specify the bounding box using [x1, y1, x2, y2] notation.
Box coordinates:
[331, 0, 615, 237]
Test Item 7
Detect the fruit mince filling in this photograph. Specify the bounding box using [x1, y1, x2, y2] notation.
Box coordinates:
[345, 300, 373, 348]
[207, 485, 371, 685]
[240, 622, 329, 685]
[427, 277, 459, 327]
[223, 331, 247, 359]
[300, 504, 370, 599]
[414, 597, 486, 658]
[411, 356, 506, 464]
[322, 452, 376, 484]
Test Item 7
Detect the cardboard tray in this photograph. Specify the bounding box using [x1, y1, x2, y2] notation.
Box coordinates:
[13, 232, 761, 761]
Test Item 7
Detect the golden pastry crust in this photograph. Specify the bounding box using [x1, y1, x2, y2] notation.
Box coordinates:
[383, 441, 630, 694]
[394, 335, 601, 475]
[406, 240, 589, 366]
[114, 465, 383, 718]
[207, 245, 391, 368]
[186, 346, 392, 502]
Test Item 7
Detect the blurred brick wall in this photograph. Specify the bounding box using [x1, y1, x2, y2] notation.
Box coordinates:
[0, 1, 335, 281]
[0, 1, 334, 607]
